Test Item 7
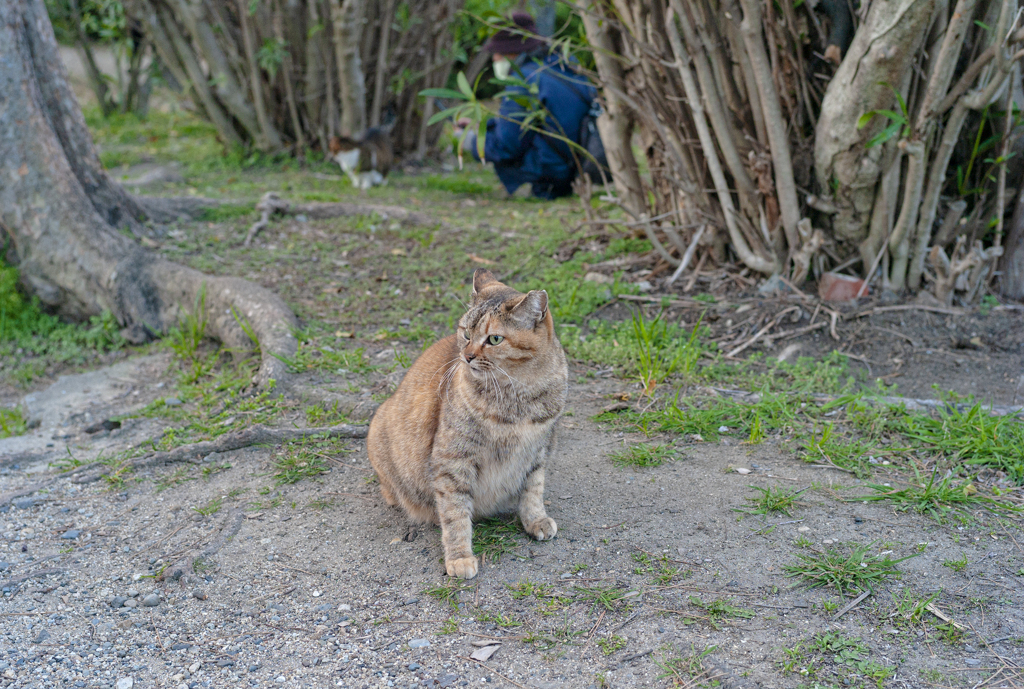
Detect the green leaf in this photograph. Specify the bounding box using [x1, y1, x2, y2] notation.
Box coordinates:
[866, 122, 902, 149]
[476, 119, 487, 161]
[975, 20, 991, 30]
[457, 71, 473, 99]
[427, 106, 463, 126]
[419, 88, 468, 100]
[856, 112, 877, 129]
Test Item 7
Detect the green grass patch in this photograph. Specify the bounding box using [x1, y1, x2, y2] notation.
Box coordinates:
[305, 401, 352, 426]
[573, 585, 632, 611]
[0, 407, 28, 439]
[199, 204, 255, 222]
[506, 579, 553, 600]
[423, 579, 474, 608]
[734, 485, 807, 517]
[608, 443, 677, 468]
[192, 497, 223, 516]
[781, 632, 894, 688]
[853, 469, 1021, 520]
[800, 422, 877, 478]
[418, 175, 493, 194]
[596, 635, 627, 655]
[784, 542, 917, 596]
[273, 442, 331, 485]
[682, 596, 755, 629]
[473, 517, 522, 563]
[942, 553, 968, 573]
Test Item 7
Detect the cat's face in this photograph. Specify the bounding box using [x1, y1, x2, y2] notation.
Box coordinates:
[456, 269, 552, 380]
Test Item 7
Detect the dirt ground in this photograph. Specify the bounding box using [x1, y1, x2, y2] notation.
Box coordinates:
[1, 326, 1022, 689]
[1, 59, 1023, 689]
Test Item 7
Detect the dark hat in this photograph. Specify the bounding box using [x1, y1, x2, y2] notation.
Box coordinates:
[483, 12, 546, 55]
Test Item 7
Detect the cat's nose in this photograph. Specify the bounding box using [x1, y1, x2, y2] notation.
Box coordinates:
[464, 351, 477, 362]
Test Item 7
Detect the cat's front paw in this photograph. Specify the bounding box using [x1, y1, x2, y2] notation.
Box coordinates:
[445, 556, 479, 580]
[524, 517, 557, 541]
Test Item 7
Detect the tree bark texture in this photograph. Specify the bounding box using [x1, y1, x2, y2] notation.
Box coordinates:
[0, 0, 297, 387]
[131, 0, 462, 155]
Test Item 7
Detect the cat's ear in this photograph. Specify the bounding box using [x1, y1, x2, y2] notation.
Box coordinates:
[472, 269, 499, 297]
[510, 290, 548, 327]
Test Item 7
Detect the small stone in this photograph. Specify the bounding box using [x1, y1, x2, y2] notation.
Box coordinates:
[61, 529, 80, 540]
[275, 676, 286, 684]
[32, 629, 50, 644]
[797, 526, 811, 532]
[193, 590, 208, 601]
[217, 659, 235, 668]
[403, 598, 419, 606]
[13, 498, 37, 509]
[438, 674, 459, 688]
[338, 604, 352, 611]
[115, 679, 134, 689]
[965, 659, 981, 667]
[295, 214, 308, 223]
[407, 662, 421, 671]
[164, 397, 182, 406]
[127, 589, 139, 598]
[408, 638, 430, 649]
[0, 562, 8, 572]
[470, 645, 500, 662]
[312, 590, 322, 597]
[189, 662, 201, 674]
[110, 596, 127, 608]
[560, 573, 572, 579]
[248, 665, 260, 672]
[123, 598, 138, 608]
[583, 272, 614, 285]
[636, 280, 653, 292]
[171, 643, 190, 651]
[141, 593, 160, 607]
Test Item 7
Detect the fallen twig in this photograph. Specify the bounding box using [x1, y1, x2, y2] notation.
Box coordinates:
[832, 590, 871, 620]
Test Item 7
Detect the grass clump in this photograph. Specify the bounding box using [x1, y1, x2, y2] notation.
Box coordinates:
[419, 175, 493, 194]
[784, 542, 917, 596]
[734, 485, 807, 517]
[0, 407, 28, 439]
[473, 517, 522, 563]
[655, 645, 718, 687]
[683, 596, 755, 629]
[943, 553, 968, 572]
[781, 632, 894, 688]
[800, 423, 877, 478]
[609, 443, 677, 468]
[596, 635, 627, 655]
[506, 579, 552, 600]
[1, 262, 126, 386]
[192, 497, 223, 516]
[273, 445, 330, 485]
[573, 585, 632, 611]
[855, 469, 1021, 520]
[423, 579, 474, 608]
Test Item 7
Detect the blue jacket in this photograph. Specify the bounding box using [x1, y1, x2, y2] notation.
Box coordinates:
[476, 53, 595, 199]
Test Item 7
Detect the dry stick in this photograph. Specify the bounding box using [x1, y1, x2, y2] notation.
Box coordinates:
[932, 27, 1024, 116]
[667, 224, 706, 284]
[725, 306, 799, 357]
[665, 9, 776, 275]
[831, 590, 871, 621]
[738, 0, 801, 256]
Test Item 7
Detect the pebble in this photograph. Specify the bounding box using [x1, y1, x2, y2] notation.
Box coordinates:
[408, 638, 430, 649]
[128, 589, 139, 597]
[61, 529, 81, 540]
[116, 679, 134, 689]
[13, 498, 37, 509]
[189, 662, 201, 674]
[438, 674, 459, 688]
[32, 629, 50, 644]
[248, 665, 260, 673]
[0, 562, 8, 572]
[123, 598, 138, 608]
[171, 643, 190, 650]
[193, 590, 208, 601]
[164, 397, 182, 406]
[965, 659, 981, 666]
[797, 526, 811, 532]
[470, 645, 500, 662]
[141, 593, 160, 607]
[407, 663, 421, 671]
[217, 659, 235, 667]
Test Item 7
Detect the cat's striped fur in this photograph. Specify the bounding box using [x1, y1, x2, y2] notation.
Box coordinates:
[367, 269, 568, 579]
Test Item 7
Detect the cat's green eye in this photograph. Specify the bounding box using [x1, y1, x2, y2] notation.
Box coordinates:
[487, 335, 504, 346]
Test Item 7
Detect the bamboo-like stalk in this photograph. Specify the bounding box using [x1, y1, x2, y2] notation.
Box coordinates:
[370, 0, 395, 128]
[888, 140, 926, 288]
[738, 0, 801, 258]
[666, 6, 777, 275]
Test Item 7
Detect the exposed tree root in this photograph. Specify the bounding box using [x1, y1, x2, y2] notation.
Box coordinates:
[134, 195, 227, 222]
[245, 191, 439, 246]
[701, 387, 1024, 418]
[72, 423, 369, 484]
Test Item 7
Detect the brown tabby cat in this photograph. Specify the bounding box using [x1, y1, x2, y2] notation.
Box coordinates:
[367, 269, 568, 579]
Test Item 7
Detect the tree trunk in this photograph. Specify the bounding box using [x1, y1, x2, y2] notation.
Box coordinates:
[1001, 185, 1024, 299]
[813, 0, 935, 246]
[332, 0, 367, 136]
[0, 0, 297, 388]
[578, 0, 646, 218]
